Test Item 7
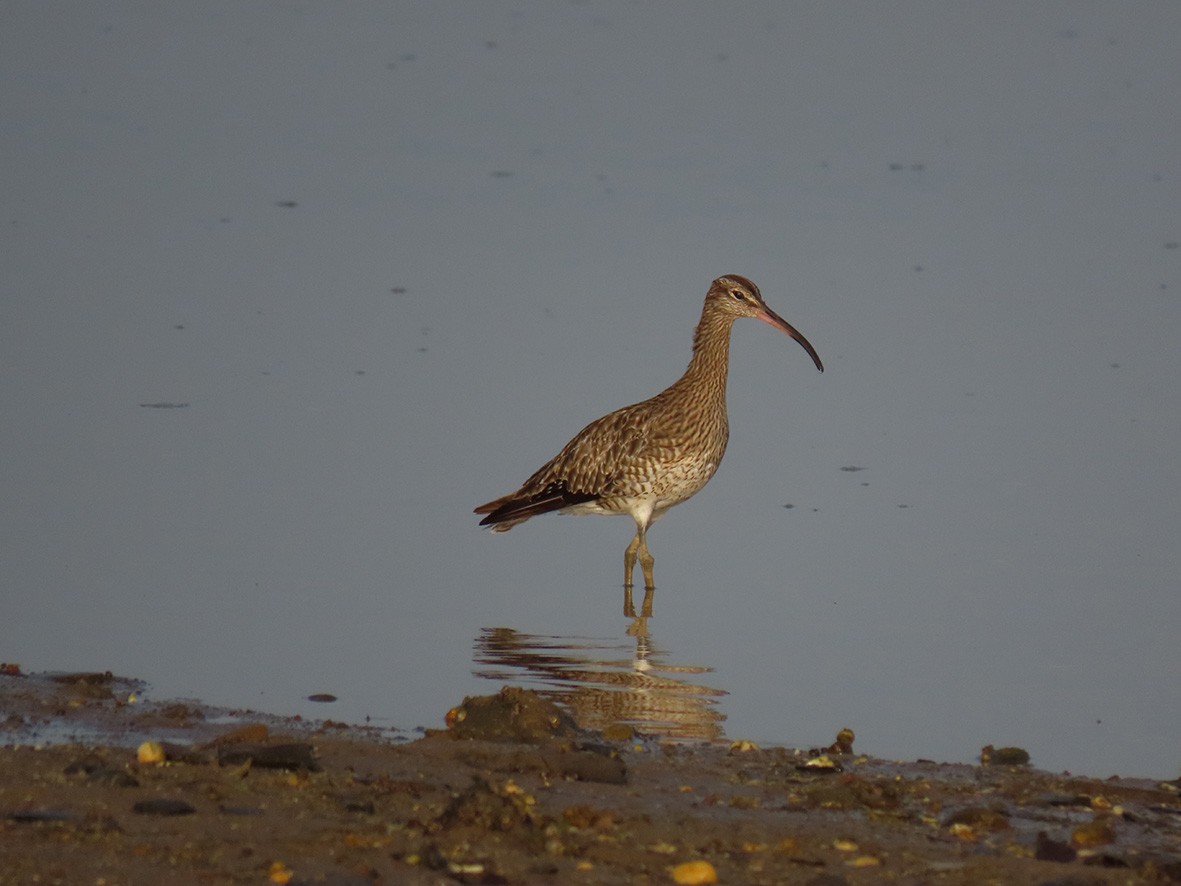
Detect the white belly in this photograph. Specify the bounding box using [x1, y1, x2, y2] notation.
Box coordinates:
[564, 457, 720, 523]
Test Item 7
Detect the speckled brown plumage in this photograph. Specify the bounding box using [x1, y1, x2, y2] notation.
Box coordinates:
[475, 274, 823, 589]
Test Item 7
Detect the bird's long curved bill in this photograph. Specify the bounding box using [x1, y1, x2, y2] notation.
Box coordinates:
[756, 306, 824, 372]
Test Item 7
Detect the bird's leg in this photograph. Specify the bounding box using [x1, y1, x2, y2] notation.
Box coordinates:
[636, 526, 655, 590]
[625, 517, 657, 589]
[623, 530, 641, 589]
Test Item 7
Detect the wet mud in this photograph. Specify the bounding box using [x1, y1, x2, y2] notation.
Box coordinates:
[2, 670, 1180, 884]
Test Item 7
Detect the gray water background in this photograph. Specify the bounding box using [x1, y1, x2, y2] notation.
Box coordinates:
[3, 3, 1179, 777]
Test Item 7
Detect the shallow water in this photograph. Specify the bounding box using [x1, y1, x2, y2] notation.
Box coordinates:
[3, 3, 1179, 778]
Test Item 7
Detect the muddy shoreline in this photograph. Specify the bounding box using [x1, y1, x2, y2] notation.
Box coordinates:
[2, 670, 1179, 884]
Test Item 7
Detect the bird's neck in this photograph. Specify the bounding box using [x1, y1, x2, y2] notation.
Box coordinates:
[673, 307, 733, 406]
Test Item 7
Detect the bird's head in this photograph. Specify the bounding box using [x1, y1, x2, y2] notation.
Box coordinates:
[708, 275, 824, 372]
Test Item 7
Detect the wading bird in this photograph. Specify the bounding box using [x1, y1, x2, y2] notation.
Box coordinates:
[475, 274, 823, 589]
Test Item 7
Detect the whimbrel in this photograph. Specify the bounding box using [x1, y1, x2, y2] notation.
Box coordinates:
[475, 274, 823, 589]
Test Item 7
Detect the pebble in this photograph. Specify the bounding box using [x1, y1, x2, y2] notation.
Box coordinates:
[137, 741, 166, 765]
[671, 859, 718, 884]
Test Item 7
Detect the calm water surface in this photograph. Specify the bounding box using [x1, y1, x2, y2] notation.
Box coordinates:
[3, 3, 1179, 778]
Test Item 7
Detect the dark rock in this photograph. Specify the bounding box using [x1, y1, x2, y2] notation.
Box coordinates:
[217, 743, 319, 771]
[156, 742, 210, 765]
[8, 809, 80, 823]
[445, 686, 579, 743]
[1080, 852, 1129, 868]
[1035, 831, 1077, 863]
[981, 744, 1031, 765]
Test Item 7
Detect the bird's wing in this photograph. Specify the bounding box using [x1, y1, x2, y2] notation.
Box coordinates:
[537, 403, 652, 496]
[474, 401, 656, 528]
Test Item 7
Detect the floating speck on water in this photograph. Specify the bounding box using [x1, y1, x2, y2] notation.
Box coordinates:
[839, 466, 865, 472]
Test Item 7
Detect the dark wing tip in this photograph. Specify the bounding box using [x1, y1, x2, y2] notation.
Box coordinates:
[477, 510, 506, 527]
[476, 481, 598, 527]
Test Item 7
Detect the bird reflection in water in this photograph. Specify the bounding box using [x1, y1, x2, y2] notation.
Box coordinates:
[473, 592, 727, 742]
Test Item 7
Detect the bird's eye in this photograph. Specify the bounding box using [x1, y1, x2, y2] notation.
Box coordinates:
[729, 289, 745, 300]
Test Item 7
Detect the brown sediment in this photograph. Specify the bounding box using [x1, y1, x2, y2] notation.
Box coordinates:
[1, 670, 1179, 884]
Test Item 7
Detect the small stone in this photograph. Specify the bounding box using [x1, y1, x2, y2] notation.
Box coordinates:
[671, 859, 718, 884]
[846, 855, 881, 868]
[137, 741, 166, 765]
[980, 744, 1030, 765]
[826, 727, 855, 755]
[800, 754, 841, 772]
[948, 822, 976, 841]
